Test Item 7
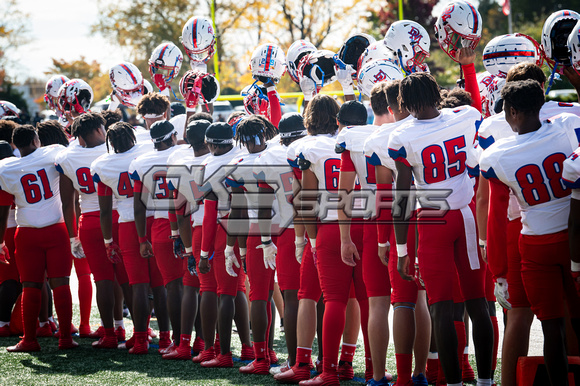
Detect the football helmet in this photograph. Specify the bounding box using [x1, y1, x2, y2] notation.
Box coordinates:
[338, 33, 376, 74]
[357, 41, 397, 76]
[286, 40, 317, 83]
[181, 16, 216, 63]
[179, 70, 220, 108]
[250, 43, 287, 83]
[148, 42, 184, 91]
[57, 79, 93, 114]
[297, 50, 338, 89]
[357, 59, 404, 98]
[241, 83, 270, 116]
[483, 34, 542, 78]
[435, 1, 483, 62]
[0, 101, 20, 119]
[110, 62, 146, 107]
[568, 20, 580, 73]
[44, 75, 70, 113]
[477, 71, 499, 118]
[541, 10, 580, 67]
[384, 20, 431, 72]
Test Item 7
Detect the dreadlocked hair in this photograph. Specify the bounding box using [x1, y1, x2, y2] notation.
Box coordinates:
[37, 120, 69, 147]
[303, 94, 339, 135]
[234, 115, 268, 149]
[439, 88, 472, 109]
[399, 73, 441, 114]
[101, 109, 123, 130]
[253, 115, 278, 141]
[71, 112, 105, 139]
[106, 122, 136, 154]
[12, 125, 37, 149]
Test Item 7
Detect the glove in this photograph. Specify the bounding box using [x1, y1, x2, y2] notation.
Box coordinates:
[186, 253, 197, 276]
[336, 64, 355, 92]
[105, 242, 123, 264]
[257, 241, 277, 270]
[295, 237, 307, 264]
[190, 61, 208, 73]
[225, 245, 240, 277]
[170, 234, 185, 259]
[414, 262, 425, 289]
[494, 277, 512, 310]
[299, 76, 317, 100]
[152, 73, 169, 92]
[70, 237, 85, 259]
[0, 242, 9, 265]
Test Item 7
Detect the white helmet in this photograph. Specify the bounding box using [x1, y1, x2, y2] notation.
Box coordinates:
[338, 33, 376, 74]
[148, 42, 184, 91]
[0, 101, 20, 119]
[435, 1, 483, 62]
[482, 33, 542, 78]
[57, 79, 93, 114]
[477, 72, 497, 118]
[568, 20, 580, 73]
[541, 10, 580, 67]
[44, 75, 70, 112]
[357, 59, 404, 98]
[241, 83, 270, 116]
[179, 70, 220, 109]
[297, 50, 338, 89]
[357, 41, 397, 76]
[384, 20, 431, 73]
[109, 62, 146, 107]
[250, 43, 287, 83]
[181, 16, 216, 63]
[286, 40, 317, 83]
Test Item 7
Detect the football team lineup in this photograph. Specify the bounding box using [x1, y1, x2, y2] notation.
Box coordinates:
[1, 2, 580, 386]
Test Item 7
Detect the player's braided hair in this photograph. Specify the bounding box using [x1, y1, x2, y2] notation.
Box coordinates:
[439, 88, 472, 109]
[12, 124, 37, 149]
[304, 94, 339, 135]
[501, 79, 545, 115]
[234, 115, 268, 149]
[0, 119, 18, 143]
[37, 120, 69, 147]
[399, 73, 441, 114]
[253, 115, 278, 141]
[71, 112, 105, 139]
[106, 122, 136, 154]
[101, 109, 123, 130]
[506, 63, 546, 85]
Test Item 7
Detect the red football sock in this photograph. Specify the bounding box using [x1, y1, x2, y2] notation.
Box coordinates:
[339, 343, 356, 363]
[266, 301, 272, 346]
[53, 285, 73, 338]
[395, 353, 413, 385]
[358, 297, 371, 359]
[179, 334, 191, 352]
[437, 358, 446, 384]
[454, 320, 466, 366]
[491, 315, 499, 373]
[105, 327, 116, 337]
[322, 301, 347, 376]
[22, 287, 41, 342]
[77, 274, 92, 327]
[254, 341, 268, 360]
[296, 347, 312, 366]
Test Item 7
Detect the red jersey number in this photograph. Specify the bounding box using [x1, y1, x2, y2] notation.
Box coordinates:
[515, 153, 569, 206]
[117, 172, 134, 198]
[21, 169, 54, 204]
[323, 158, 341, 191]
[76, 167, 96, 194]
[421, 136, 466, 184]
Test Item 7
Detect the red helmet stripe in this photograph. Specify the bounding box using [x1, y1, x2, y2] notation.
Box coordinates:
[466, 2, 479, 34]
[120, 64, 138, 85]
[483, 50, 536, 60]
[265, 46, 273, 72]
[193, 19, 198, 49]
[158, 44, 169, 61]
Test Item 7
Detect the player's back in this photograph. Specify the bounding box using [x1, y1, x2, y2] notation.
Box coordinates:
[364, 116, 413, 178]
[336, 124, 378, 190]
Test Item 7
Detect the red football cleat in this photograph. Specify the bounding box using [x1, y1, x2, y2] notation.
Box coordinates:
[158, 331, 171, 350]
[58, 338, 79, 350]
[337, 362, 354, 380]
[118, 335, 135, 350]
[192, 336, 204, 354]
[115, 326, 125, 342]
[462, 353, 475, 382]
[299, 373, 340, 386]
[88, 326, 105, 339]
[128, 340, 149, 354]
[147, 327, 157, 339]
[201, 352, 233, 368]
[36, 323, 53, 337]
[241, 343, 254, 361]
[192, 347, 215, 363]
[274, 364, 311, 383]
[92, 335, 118, 349]
[0, 325, 11, 337]
[239, 358, 270, 375]
[159, 341, 177, 355]
[269, 348, 279, 364]
[7, 339, 41, 352]
[426, 358, 438, 384]
[163, 346, 192, 360]
[78, 324, 91, 338]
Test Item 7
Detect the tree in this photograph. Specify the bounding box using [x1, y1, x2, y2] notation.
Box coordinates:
[366, 0, 437, 39]
[45, 57, 111, 101]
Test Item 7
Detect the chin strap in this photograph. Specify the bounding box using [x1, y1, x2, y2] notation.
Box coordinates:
[545, 61, 560, 96]
[456, 63, 465, 89]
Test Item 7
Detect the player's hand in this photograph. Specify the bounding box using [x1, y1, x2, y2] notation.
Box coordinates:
[295, 237, 307, 264]
[199, 257, 211, 274]
[190, 61, 208, 73]
[456, 47, 476, 66]
[139, 240, 154, 259]
[397, 254, 413, 281]
[225, 245, 240, 277]
[572, 270, 580, 294]
[257, 241, 277, 270]
[414, 262, 425, 289]
[341, 239, 359, 267]
[70, 237, 86, 259]
[378, 243, 390, 267]
[170, 234, 185, 259]
[152, 73, 168, 92]
[105, 242, 123, 264]
[185, 253, 197, 276]
[494, 277, 512, 310]
[312, 247, 318, 267]
[563, 66, 580, 94]
[0, 242, 9, 265]
[336, 64, 355, 89]
[299, 76, 317, 99]
[479, 239, 487, 264]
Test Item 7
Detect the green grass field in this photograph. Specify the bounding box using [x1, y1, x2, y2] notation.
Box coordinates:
[0, 307, 495, 385]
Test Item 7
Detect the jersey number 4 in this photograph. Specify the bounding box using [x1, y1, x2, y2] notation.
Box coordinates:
[421, 136, 466, 184]
[21, 169, 54, 204]
[515, 153, 569, 206]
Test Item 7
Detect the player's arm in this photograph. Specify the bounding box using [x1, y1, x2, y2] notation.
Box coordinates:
[0, 189, 13, 248]
[257, 184, 277, 270]
[133, 179, 154, 258]
[457, 47, 482, 113]
[375, 164, 394, 266]
[226, 185, 248, 250]
[393, 160, 413, 281]
[570, 196, 580, 265]
[475, 175, 490, 261]
[301, 168, 319, 246]
[563, 66, 580, 103]
[0, 204, 9, 263]
[97, 182, 114, 241]
[59, 174, 77, 238]
[484, 177, 510, 281]
[199, 191, 219, 274]
[265, 80, 282, 128]
[338, 150, 359, 267]
[291, 170, 307, 263]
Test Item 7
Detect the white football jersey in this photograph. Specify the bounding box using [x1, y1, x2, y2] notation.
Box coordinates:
[363, 116, 413, 179]
[388, 106, 482, 210]
[91, 144, 151, 223]
[0, 145, 65, 228]
[7, 208, 16, 229]
[480, 113, 580, 235]
[287, 136, 313, 171]
[55, 143, 107, 214]
[295, 134, 340, 222]
[134, 126, 152, 144]
[336, 124, 378, 190]
[169, 114, 187, 141]
[129, 146, 183, 219]
[563, 146, 580, 200]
